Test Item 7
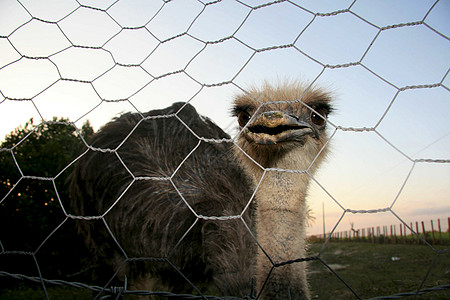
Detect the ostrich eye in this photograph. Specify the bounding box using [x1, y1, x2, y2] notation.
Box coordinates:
[238, 111, 251, 127]
[310, 108, 328, 126]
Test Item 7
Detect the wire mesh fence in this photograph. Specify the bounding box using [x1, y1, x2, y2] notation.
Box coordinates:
[0, 0, 449, 299]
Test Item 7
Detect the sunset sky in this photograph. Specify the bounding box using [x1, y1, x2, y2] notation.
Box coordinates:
[0, 0, 449, 235]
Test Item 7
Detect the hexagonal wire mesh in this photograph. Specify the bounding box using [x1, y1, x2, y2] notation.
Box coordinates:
[0, 0, 449, 299]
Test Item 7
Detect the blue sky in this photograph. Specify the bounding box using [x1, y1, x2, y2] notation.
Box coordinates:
[0, 0, 449, 235]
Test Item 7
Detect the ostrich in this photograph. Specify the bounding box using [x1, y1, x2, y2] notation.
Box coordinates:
[69, 81, 333, 299]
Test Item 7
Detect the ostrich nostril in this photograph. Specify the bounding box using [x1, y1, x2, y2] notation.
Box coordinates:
[262, 111, 284, 120]
[288, 114, 300, 121]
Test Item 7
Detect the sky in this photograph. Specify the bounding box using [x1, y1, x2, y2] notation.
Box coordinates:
[0, 0, 449, 236]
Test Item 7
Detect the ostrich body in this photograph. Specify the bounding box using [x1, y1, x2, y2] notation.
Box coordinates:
[70, 82, 332, 299]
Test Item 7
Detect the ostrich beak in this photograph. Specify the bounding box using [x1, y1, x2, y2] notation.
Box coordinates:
[246, 111, 314, 145]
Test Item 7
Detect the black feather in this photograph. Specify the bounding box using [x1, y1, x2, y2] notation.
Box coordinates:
[70, 102, 255, 295]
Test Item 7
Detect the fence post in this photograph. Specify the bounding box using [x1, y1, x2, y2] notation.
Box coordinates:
[380, 226, 383, 243]
[404, 223, 408, 243]
[421, 221, 426, 243]
[371, 227, 375, 243]
[376, 227, 378, 243]
[393, 225, 397, 244]
[385, 226, 388, 243]
[400, 223, 406, 243]
[390, 225, 393, 243]
[430, 220, 435, 245]
[438, 219, 442, 244]
[415, 222, 420, 243]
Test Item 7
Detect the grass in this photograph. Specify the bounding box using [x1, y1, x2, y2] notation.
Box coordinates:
[0, 285, 92, 300]
[1, 242, 449, 299]
[307, 242, 450, 299]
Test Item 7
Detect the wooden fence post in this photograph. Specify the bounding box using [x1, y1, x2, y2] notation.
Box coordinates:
[393, 225, 397, 244]
[339, 217, 448, 246]
[438, 219, 442, 244]
[448, 217, 450, 240]
[384, 226, 388, 243]
[320, 216, 450, 245]
[415, 222, 419, 243]
[399, 223, 403, 243]
[402, 223, 405, 244]
[421, 221, 426, 242]
[385, 226, 388, 243]
[410, 222, 414, 240]
[376, 226, 380, 243]
[431, 220, 435, 245]
[371, 227, 375, 243]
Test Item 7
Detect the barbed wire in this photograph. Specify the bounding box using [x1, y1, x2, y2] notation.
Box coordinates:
[0, 0, 449, 299]
[0, 271, 247, 299]
[2, 269, 449, 300]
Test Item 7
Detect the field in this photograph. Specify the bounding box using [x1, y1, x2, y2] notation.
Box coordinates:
[1, 242, 449, 299]
[307, 242, 450, 299]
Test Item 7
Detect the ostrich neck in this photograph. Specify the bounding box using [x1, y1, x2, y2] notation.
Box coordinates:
[248, 154, 313, 299]
[254, 169, 309, 262]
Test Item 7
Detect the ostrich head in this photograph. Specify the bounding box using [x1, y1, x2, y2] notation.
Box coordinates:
[231, 81, 333, 299]
[232, 81, 333, 173]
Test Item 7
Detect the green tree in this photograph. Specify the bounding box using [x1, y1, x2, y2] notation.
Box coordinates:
[0, 117, 94, 280]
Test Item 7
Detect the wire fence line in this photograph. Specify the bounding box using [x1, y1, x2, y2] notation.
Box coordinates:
[1, 269, 449, 300]
[0, 0, 449, 299]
